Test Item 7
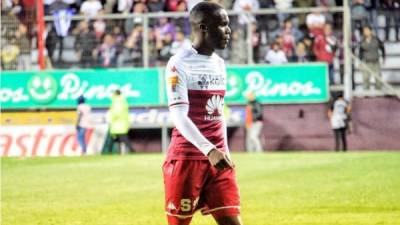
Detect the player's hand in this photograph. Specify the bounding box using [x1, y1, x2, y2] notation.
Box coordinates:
[207, 148, 234, 170]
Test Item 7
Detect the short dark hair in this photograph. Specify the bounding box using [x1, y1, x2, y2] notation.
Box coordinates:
[189, 1, 224, 26]
[114, 89, 121, 95]
[362, 24, 372, 30]
[77, 95, 85, 104]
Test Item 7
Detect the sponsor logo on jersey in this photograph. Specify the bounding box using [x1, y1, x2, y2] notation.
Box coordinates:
[205, 95, 223, 121]
[197, 74, 225, 89]
[168, 75, 179, 92]
[171, 66, 177, 72]
[167, 201, 177, 211]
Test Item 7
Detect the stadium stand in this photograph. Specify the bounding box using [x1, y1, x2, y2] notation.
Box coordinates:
[1, 0, 399, 95]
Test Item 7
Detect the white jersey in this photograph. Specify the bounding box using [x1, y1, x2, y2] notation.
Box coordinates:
[165, 47, 227, 160]
[330, 99, 348, 129]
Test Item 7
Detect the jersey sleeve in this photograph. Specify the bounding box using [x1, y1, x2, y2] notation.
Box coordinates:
[165, 58, 189, 107]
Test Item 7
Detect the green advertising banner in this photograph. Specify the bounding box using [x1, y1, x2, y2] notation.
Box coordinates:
[0, 68, 160, 109]
[225, 64, 329, 104]
[0, 64, 328, 109]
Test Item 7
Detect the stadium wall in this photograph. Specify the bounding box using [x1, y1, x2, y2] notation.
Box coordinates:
[223, 97, 400, 151]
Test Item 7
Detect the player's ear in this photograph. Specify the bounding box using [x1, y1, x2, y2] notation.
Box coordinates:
[199, 24, 208, 32]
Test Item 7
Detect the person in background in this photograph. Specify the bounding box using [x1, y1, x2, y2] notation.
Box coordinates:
[106, 89, 135, 154]
[328, 93, 351, 152]
[80, 0, 103, 17]
[265, 41, 288, 64]
[358, 25, 385, 91]
[313, 23, 337, 85]
[15, 23, 31, 70]
[351, 0, 369, 37]
[74, 20, 98, 68]
[170, 29, 191, 55]
[96, 34, 117, 67]
[306, 8, 326, 37]
[245, 92, 264, 152]
[76, 96, 92, 155]
[382, 0, 400, 41]
[291, 41, 310, 62]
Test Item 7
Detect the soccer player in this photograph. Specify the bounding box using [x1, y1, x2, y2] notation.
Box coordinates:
[163, 2, 243, 225]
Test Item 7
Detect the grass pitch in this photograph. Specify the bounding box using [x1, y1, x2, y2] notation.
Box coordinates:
[2, 152, 400, 225]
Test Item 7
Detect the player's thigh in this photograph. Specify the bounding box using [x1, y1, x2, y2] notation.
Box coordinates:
[215, 215, 243, 225]
[202, 168, 241, 219]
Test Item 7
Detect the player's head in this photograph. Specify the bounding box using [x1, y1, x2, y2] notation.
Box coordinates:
[77, 95, 85, 104]
[246, 92, 255, 101]
[114, 89, 121, 96]
[189, 1, 231, 50]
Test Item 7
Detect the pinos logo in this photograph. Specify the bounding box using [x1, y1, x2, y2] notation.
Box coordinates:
[205, 95, 223, 121]
[27, 73, 58, 104]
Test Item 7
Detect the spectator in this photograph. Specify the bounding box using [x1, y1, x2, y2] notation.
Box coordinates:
[157, 32, 174, 64]
[147, 0, 164, 12]
[165, 0, 183, 11]
[106, 89, 134, 154]
[50, 0, 74, 63]
[245, 92, 264, 152]
[273, 0, 293, 23]
[96, 34, 117, 67]
[233, 0, 260, 26]
[115, 0, 133, 14]
[351, 0, 368, 37]
[300, 35, 316, 61]
[280, 18, 298, 59]
[112, 26, 126, 67]
[124, 24, 143, 66]
[251, 22, 261, 63]
[293, 0, 315, 27]
[313, 23, 337, 85]
[170, 30, 191, 55]
[45, 24, 58, 66]
[1, 44, 20, 70]
[74, 20, 98, 68]
[358, 25, 385, 91]
[174, 0, 191, 35]
[76, 95, 92, 155]
[15, 23, 31, 70]
[80, 0, 103, 17]
[155, 17, 176, 41]
[365, 0, 379, 34]
[124, 2, 147, 33]
[104, 0, 117, 14]
[230, 30, 247, 64]
[306, 9, 326, 37]
[265, 41, 288, 64]
[93, 11, 106, 39]
[382, 0, 400, 41]
[291, 41, 310, 62]
[327, 93, 350, 152]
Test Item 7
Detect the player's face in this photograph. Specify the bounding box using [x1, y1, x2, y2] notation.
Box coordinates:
[208, 9, 231, 49]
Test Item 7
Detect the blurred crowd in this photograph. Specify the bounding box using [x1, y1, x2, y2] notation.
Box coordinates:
[1, 0, 399, 85]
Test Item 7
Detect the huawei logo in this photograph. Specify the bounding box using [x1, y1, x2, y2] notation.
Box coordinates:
[205, 95, 223, 121]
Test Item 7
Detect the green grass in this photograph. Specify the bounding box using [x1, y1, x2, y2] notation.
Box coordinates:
[2, 152, 400, 225]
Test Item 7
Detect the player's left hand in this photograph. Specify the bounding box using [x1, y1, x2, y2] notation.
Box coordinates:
[208, 148, 234, 170]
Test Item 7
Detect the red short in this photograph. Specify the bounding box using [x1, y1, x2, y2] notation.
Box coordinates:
[162, 160, 240, 225]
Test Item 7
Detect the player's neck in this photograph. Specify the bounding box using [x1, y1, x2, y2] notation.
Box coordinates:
[192, 42, 214, 56]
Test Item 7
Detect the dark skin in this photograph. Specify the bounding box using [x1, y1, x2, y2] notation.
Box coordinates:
[170, 3, 242, 225]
